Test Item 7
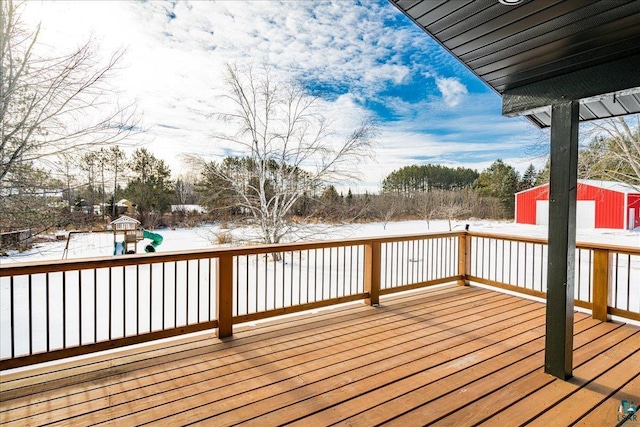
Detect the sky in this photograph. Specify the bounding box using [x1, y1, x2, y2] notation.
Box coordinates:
[22, 0, 547, 192]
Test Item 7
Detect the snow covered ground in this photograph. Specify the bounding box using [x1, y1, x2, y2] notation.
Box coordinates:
[2, 219, 638, 263]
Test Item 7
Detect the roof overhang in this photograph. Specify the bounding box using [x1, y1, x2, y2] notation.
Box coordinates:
[389, 0, 640, 128]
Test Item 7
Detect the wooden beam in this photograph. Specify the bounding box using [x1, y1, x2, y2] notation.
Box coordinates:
[364, 241, 381, 306]
[457, 232, 470, 286]
[544, 100, 579, 380]
[502, 53, 640, 117]
[217, 255, 233, 338]
[592, 249, 611, 322]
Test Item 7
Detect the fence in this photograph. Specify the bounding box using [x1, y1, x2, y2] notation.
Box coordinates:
[465, 232, 640, 322]
[1, 231, 638, 370]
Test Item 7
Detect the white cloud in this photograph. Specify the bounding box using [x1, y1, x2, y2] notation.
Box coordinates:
[18, 0, 542, 193]
[435, 77, 468, 107]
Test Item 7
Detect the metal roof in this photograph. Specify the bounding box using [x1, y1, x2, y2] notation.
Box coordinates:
[515, 179, 640, 195]
[390, 0, 640, 128]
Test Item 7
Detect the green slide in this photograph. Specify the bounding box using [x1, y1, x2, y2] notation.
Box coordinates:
[142, 229, 164, 253]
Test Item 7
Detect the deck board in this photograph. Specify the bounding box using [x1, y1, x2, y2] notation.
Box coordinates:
[432, 325, 640, 426]
[1, 284, 639, 427]
[477, 325, 640, 426]
[76, 292, 528, 425]
[575, 371, 640, 426]
[5, 287, 500, 424]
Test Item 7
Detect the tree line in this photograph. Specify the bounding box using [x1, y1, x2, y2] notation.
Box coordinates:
[382, 164, 479, 193]
[380, 160, 539, 217]
[0, 146, 174, 233]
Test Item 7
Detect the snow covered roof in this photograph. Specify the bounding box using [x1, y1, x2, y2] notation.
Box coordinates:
[577, 180, 639, 194]
[171, 204, 207, 213]
[516, 179, 639, 195]
[110, 215, 140, 225]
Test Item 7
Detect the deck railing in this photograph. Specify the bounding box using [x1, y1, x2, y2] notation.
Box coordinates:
[1, 230, 637, 370]
[465, 232, 640, 323]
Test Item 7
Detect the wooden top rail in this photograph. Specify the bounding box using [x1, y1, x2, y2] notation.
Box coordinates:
[574, 241, 640, 255]
[2, 230, 638, 277]
[0, 231, 466, 276]
[467, 231, 640, 255]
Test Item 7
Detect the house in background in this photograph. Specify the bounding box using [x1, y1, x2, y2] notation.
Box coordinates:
[515, 180, 640, 230]
[170, 204, 207, 214]
[115, 199, 135, 216]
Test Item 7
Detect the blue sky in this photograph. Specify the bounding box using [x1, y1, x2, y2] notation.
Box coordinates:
[24, 0, 546, 192]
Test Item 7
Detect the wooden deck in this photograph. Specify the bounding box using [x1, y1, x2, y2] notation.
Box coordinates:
[1, 284, 639, 426]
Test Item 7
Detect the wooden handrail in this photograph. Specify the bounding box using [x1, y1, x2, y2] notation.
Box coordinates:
[0, 231, 466, 276]
[3, 230, 635, 277]
[465, 231, 639, 322]
[467, 230, 640, 255]
[1, 230, 637, 370]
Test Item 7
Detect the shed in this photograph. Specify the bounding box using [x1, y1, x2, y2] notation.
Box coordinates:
[516, 180, 640, 230]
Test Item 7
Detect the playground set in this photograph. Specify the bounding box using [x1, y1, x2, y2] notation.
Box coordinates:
[110, 216, 163, 255]
[61, 215, 163, 259]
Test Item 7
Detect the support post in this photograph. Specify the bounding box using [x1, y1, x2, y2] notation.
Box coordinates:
[544, 100, 579, 380]
[217, 255, 233, 338]
[364, 241, 381, 306]
[457, 232, 470, 286]
[592, 249, 611, 322]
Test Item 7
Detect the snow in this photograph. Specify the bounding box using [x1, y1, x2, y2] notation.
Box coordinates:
[2, 219, 638, 263]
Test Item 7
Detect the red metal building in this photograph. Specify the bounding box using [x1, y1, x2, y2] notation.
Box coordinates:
[515, 180, 640, 230]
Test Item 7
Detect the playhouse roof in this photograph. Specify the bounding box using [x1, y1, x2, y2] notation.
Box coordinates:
[109, 215, 140, 225]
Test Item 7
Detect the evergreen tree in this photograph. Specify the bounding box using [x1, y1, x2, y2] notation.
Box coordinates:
[474, 160, 520, 214]
[382, 164, 479, 194]
[535, 160, 550, 186]
[520, 164, 538, 190]
[124, 148, 172, 226]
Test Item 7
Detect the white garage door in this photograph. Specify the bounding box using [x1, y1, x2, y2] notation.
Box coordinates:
[536, 200, 596, 228]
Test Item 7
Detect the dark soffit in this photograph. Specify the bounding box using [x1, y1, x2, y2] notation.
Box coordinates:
[389, 0, 640, 128]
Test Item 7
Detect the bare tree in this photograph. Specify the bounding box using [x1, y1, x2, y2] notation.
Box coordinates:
[50, 151, 77, 211]
[415, 191, 442, 230]
[203, 64, 377, 248]
[174, 172, 199, 206]
[582, 115, 640, 188]
[79, 150, 97, 213]
[106, 145, 126, 218]
[437, 202, 471, 231]
[371, 193, 403, 230]
[527, 115, 640, 189]
[0, 161, 63, 234]
[0, 0, 140, 185]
